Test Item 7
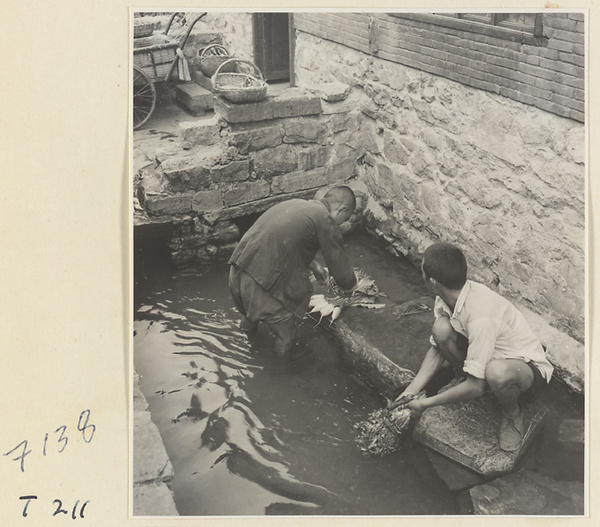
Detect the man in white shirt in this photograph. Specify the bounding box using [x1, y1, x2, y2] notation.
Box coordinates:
[396, 242, 553, 452]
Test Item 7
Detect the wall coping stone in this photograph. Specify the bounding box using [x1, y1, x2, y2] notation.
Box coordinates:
[213, 88, 322, 123]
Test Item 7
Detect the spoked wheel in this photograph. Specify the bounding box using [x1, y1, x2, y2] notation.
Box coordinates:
[133, 66, 156, 130]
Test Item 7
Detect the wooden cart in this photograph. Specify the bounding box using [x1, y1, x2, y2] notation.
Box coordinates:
[133, 12, 206, 129]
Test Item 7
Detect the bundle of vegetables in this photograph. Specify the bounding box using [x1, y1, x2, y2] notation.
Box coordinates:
[307, 268, 386, 326]
[353, 391, 426, 456]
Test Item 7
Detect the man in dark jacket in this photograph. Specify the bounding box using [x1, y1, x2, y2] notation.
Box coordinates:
[229, 186, 357, 356]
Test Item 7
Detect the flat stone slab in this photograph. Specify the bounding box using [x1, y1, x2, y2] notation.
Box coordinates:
[214, 88, 321, 123]
[176, 83, 214, 114]
[194, 69, 215, 92]
[463, 470, 584, 515]
[414, 394, 548, 477]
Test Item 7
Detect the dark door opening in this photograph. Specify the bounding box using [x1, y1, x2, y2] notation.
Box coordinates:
[253, 13, 290, 82]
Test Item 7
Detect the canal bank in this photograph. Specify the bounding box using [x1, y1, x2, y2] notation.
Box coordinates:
[133, 371, 178, 516]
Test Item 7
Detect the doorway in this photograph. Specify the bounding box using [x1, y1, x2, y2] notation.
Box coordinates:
[253, 13, 290, 82]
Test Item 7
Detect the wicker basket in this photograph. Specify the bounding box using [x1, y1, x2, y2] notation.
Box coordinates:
[212, 58, 268, 104]
[133, 42, 178, 81]
[134, 22, 155, 39]
[198, 44, 232, 77]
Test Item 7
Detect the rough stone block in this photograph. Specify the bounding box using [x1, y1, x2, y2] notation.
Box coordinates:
[426, 450, 487, 492]
[194, 69, 215, 92]
[211, 159, 251, 183]
[179, 115, 222, 149]
[462, 470, 584, 515]
[283, 117, 328, 144]
[228, 125, 282, 154]
[168, 234, 206, 252]
[192, 190, 223, 213]
[160, 155, 214, 191]
[413, 394, 548, 477]
[223, 180, 270, 207]
[176, 83, 214, 114]
[319, 91, 365, 115]
[143, 193, 193, 216]
[271, 168, 328, 195]
[217, 241, 238, 260]
[133, 482, 178, 516]
[309, 81, 352, 102]
[252, 144, 298, 177]
[213, 88, 321, 124]
[297, 145, 330, 170]
[207, 220, 240, 244]
[204, 189, 317, 222]
[328, 111, 358, 133]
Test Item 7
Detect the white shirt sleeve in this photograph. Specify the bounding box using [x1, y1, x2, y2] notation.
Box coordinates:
[462, 317, 501, 380]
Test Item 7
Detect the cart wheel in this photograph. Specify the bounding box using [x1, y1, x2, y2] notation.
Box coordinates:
[133, 66, 156, 130]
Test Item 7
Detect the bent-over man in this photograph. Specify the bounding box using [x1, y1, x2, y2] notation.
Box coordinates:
[228, 186, 357, 356]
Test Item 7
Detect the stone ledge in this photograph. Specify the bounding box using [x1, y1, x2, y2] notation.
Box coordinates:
[214, 88, 321, 123]
[414, 395, 548, 477]
[133, 372, 178, 516]
[176, 83, 214, 114]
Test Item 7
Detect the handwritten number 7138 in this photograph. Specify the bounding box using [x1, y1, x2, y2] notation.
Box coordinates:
[3, 410, 95, 472]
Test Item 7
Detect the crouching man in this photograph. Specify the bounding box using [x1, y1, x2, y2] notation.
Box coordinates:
[396, 242, 553, 452]
[228, 186, 357, 357]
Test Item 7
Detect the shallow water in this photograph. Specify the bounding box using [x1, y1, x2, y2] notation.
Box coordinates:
[133, 243, 459, 516]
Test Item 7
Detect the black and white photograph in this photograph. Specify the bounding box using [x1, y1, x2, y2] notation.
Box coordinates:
[131, 9, 586, 517]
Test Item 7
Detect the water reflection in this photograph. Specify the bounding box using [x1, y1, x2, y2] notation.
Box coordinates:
[134, 264, 458, 516]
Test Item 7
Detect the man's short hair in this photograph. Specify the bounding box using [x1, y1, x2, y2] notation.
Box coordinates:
[422, 242, 467, 289]
[324, 185, 356, 213]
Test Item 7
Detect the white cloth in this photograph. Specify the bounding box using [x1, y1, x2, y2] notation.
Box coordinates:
[176, 48, 192, 82]
[430, 280, 554, 382]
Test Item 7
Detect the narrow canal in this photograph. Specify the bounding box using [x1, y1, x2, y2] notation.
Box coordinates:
[133, 232, 460, 516]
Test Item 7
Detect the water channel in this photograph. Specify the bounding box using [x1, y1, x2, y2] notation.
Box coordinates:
[133, 230, 583, 516]
[133, 233, 460, 515]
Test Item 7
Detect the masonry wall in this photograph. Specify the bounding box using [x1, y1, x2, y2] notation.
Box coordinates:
[135, 84, 361, 268]
[293, 12, 585, 122]
[293, 31, 585, 345]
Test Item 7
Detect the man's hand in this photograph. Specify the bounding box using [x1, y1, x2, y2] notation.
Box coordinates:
[406, 397, 428, 415]
[310, 262, 329, 284]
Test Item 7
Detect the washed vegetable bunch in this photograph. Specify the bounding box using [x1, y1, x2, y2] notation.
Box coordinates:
[354, 391, 426, 456]
[307, 268, 386, 326]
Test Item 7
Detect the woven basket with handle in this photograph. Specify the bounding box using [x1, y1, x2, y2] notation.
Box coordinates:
[198, 44, 232, 77]
[212, 58, 268, 104]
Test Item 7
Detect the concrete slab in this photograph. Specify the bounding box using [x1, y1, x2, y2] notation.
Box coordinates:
[462, 470, 584, 515]
[413, 394, 548, 477]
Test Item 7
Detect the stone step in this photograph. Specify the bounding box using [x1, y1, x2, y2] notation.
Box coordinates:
[194, 69, 215, 92]
[413, 394, 548, 477]
[175, 83, 214, 115]
[461, 469, 584, 515]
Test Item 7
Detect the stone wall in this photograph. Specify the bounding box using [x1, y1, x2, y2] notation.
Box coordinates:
[294, 32, 585, 345]
[135, 83, 362, 268]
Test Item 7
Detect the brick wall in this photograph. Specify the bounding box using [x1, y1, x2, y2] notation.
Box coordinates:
[294, 12, 585, 122]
